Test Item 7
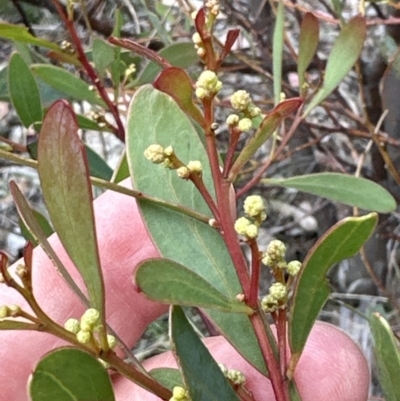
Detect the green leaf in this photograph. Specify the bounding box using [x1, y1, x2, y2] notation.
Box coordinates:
[85, 145, 113, 180]
[229, 98, 302, 180]
[19, 208, 53, 246]
[136, 258, 253, 313]
[0, 23, 60, 51]
[111, 151, 129, 183]
[150, 368, 183, 390]
[127, 85, 266, 373]
[37, 100, 105, 318]
[273, 0, 284, 105]
[29, 348, 115, 401]
[264, 173, 396, 213]
[135, 42, 198, 85]
[289, 213, 377, 369]
[0, 66, 9, 101]
[298, 13, 319, 91]
[369, 312, 400, 401]
[92, 38, 115, 79]
[8, 53, 43, 127]
[154, 67, 206, 130]
[31, 64, 106, 107]
[303, 16, 366, 116]
[171, 306, 241, 401]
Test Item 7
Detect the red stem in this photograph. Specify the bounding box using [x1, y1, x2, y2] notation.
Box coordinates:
[248, 239, 261, 309]
[51, 0, 125, 142]
[223, 127, 241, 179]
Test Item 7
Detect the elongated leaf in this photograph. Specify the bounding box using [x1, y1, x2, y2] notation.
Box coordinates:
[154, 67, 206, 129]
[303, 16, 366, 116]
[111, 151, 129, 183]
[0, 23, 60, 51]
[150, 368, 183, 390]
[8, 53, 43, 127]
[265, 173, 396, 213]
[229, 98, 302, 180]
[298, 13, 319, 91]
[10, 181, 88, 307]
[29, 348, 115, 401]
[85, 145, 113, 180]
[127, 85, 266, 373]
[171, 306, 241, 401]
[19, 208, 53, 245]
[37, 101, 105, 320]
[0, 66, 8, 101]
[289, 213, 377, 371]
[369, 312, 400, 401]
[273, 0, 284, 105]
[92, 38, 115, 79]
[135, 42, 198, 85]
[136, 258, 253, 313]
[31, 65, 106, 107]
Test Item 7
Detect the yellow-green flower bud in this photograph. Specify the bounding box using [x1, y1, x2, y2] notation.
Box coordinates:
[187, 160, 203, 173]
[195, 70, 222, 98]
[243, 195, 265, 217]
[197, 47, 206, 58]
[81, 308, 100, 327]
[261, 294, 278, 312]
[265, 240, 286, 263]
[287, 260, 302, 276]
[231, 90, 251, 111]
[234, 217, 251, 235]
[8, 304, 21, 316]
[77, 329, 91, 344]
[0, 305, 9, 319]
[227, 369, 246, 385]
[164, 146, 174, 156]
[269, 282, 287, 301]
[16, 264, 27, 279]
[245, 224, 259, 239]
[144, 144, 165, 164]
[261, 254, 272, 266]
[64, 318, 80, 334]
[192, 32, 202, 45]
[226, 114, 239, 126]
[177, 166, 190, 178]
[249, 105, 261, 118]
[172, 386, 187, 400]
[107, 334, 117, 349]
[238, 118, 252, 132]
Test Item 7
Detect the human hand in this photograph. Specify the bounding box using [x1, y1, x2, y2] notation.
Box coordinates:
[0, 183, 369, 401]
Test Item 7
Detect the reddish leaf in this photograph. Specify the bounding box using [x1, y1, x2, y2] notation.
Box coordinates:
[219, 29, 240, 63]
[195, 8, 207, 39]
[154, 67, 207, 130]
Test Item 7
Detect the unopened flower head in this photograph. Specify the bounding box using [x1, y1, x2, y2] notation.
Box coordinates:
[261, 294, 278, 312]
[248, 104, 262, 118]
[0, 305, 9, 319]
[77, 329, 91, 344]
[234, 217, 251, 235]
[231, 90, 251, 111]
[287, 260, 302, 276]
[187, 160, 203, 173]
[144, 144, 165, 164]
[195, 70, 222, 99]
[107, 334, 117, 349]
[170, 386, 188, 401]
[164, 145, 174, 156]
[243, 195, 265, 217]
[245, 224, 259, 239]
[81, 308, 100, 328]
[269, 282, 287, 301]
[227, 369, 246, 385]
[264, 240, 286, 263]
[192, 32, 202, 45]
[177, 166, 190, 179]
[16, 264, 27, 279]
[226, 114, 239, 127]
[8, 304, 21, 316]
[206, 0, 220, 15]
[64, 318, 80, 334]
[237, 118, 252, 132]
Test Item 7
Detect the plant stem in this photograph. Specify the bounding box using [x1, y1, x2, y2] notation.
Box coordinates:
[51, 0, 125, 142]
[248, 239, 261, 309]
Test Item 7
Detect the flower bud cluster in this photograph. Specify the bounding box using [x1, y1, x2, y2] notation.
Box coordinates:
[219, 363, 246, 385]
[195, 70, 223, 99]
[234, 195, 266, 240]
[64, 308, 117, 350]
[0, 304, 21, 319]
[192, 32, 205, 58]
[226, 90, 261, 132]
[205, 0, 220, 16]
[169, 386, 189, 401]
[261, 282, 287, 313]
[261, 240, 302, 277]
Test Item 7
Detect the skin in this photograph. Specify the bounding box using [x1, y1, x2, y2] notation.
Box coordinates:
[0, 183, 369, 401]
